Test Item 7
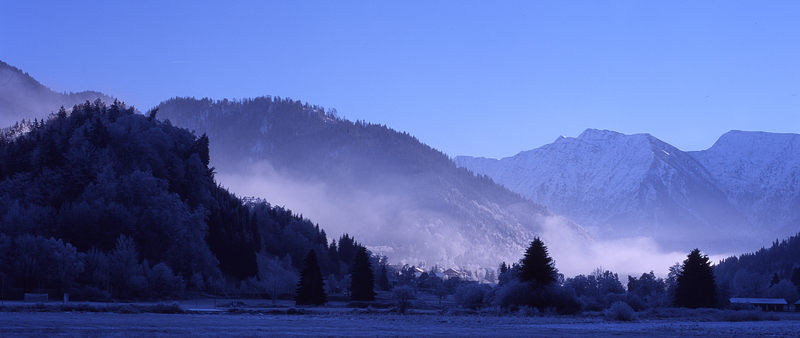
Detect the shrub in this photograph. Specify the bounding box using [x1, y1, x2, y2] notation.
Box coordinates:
[147, 263, 186, 298]
[454, 283, 488, 310]
[392, 285, 415, 314]
[625, 294, 647, 311]
[605, 301, 637, 321]
[550, 287, 582, 315]
[490, 280, 530, 310]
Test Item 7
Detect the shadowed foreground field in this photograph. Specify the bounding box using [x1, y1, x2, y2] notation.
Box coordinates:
[2, 312, 800, 337]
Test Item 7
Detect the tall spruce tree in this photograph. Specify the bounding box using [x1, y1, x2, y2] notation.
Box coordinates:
[519, 237, 557, 287]
[350, 247, 376, 301]
[675, 248, 717, 308]
[295, 250, 326, 305]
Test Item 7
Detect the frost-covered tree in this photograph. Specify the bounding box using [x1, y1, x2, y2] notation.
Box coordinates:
[768, 279, 799, 304]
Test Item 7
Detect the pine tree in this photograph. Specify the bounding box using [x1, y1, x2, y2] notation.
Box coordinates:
[378, 264, 390, 291]
[675, 248, 717, 308]
[519, 237, 557, 288]
[350, 247, 375, 301]
[295, 250, 326, 305]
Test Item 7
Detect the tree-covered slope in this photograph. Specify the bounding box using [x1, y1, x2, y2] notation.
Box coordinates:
[0, 101, 356, 299]
[715, 233, 800, 299]
[157, 96, 590, 273]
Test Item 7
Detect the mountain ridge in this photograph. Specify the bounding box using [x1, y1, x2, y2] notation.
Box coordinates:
[156, 96, 592, 274]
[455, 128, 796, 253]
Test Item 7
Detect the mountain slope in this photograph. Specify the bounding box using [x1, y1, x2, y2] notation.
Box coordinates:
[0, 60, 113, 127]
[156, 97, 591, 273]
[691, 130, 800, 237]
[0, 101, 358, 297]
[455, 129, 751, 252]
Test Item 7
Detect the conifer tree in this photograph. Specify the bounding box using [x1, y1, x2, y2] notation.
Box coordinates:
[519, 237, 557, 287]
[675, 248, 717, 308]
[350, 247, 376, 301]
[295, 250, 326, 305]
[378, 264, 391, 291]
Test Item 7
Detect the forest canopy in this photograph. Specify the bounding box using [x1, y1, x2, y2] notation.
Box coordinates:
[0, 100, 363, 299]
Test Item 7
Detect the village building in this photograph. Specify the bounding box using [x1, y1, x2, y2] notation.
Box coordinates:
[729, 298, 788, 312]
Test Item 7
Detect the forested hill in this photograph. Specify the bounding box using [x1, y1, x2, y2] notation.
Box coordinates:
[0, 101, 361, 299]
[0, 60, 114, 128]
[156, 97, 590, 273]
[714, 232, 800, 298]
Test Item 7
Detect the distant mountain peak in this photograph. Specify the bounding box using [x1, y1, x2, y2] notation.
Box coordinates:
[457, 128, 753, 252]
[577, 128, 624, 139]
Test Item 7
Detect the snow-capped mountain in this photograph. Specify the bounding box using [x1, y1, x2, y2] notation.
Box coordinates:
[156, 97, 592, 272]
[455, 129, 757, 253]
[691, 131, 800, 237]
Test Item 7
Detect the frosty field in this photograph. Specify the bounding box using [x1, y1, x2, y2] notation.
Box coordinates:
[2, 311, 800, 337]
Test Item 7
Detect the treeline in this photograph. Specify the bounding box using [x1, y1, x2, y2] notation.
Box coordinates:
[715, 233, 800, 304]
[380, 240, 749, 316]
[0, 100, 367, 300]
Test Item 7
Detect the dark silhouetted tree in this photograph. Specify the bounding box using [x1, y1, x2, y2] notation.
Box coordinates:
[350, 247, 375, 301]
[519, 237, 556, 288]
[295, 250, 326, 305]
[675, 249, 717, 308]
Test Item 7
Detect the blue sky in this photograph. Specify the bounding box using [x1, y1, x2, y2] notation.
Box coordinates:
[1, 1, 798, 158]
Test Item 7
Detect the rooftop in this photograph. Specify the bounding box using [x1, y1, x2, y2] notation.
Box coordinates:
[729, 298, 787, 305]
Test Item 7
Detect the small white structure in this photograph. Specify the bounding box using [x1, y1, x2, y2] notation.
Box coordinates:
[730, 298, 788, 312]
[443, 268, 461, 280]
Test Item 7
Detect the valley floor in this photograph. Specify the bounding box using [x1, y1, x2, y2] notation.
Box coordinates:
[2, 311, 800, 337]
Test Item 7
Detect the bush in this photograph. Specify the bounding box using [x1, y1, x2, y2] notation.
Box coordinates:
[490, 280, 530, 310]
[605, 301, 637, 321]
[392, 285, 415, 314]
[625, 294, 647, 311]
[454, 283, 488, 310]
[147, 263, 185, 298]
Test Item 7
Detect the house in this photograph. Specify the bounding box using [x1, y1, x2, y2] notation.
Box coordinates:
[796, 299, 800, 312]
[729, 298, 788, 312]
[443, 268, 461, 280]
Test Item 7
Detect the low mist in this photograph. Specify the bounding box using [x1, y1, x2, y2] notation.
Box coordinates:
[218, 162, 705, 278]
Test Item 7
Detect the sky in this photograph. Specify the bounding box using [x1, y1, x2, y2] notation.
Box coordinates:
[1, 1, 798, 158]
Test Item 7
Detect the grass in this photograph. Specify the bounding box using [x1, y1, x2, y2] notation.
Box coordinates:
[0, 302, 185, 314]
[638, 307, 781, 322]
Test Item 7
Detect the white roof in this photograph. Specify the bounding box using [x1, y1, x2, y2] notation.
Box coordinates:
[730, 298, 787, 305]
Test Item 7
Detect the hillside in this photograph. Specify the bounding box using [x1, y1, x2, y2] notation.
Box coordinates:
[0, 101, 356, 299]
[455, 129, 756, 253]
[156, 97, 591, 273]
[715, 232, 800, 299]
[0, 60, 113, 127]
